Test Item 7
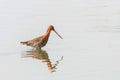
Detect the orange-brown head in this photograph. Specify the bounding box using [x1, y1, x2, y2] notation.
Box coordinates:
[47, 25, 63, 39]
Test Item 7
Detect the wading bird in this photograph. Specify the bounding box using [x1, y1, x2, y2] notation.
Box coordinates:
[20, 25, 62, 49]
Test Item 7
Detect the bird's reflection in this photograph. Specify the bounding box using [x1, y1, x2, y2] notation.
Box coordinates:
[22, 49, 63, 72]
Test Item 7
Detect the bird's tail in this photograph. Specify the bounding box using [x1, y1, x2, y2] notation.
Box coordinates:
[20, 41, 28, 45]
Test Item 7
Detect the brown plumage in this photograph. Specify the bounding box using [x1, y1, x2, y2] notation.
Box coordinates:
[20, 25, 62, 49]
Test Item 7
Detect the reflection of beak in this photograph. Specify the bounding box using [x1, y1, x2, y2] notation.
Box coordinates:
[53, 30, 63, 39]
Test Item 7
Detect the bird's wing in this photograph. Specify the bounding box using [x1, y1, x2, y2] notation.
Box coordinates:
[33, 40, 42, 46]
[32, 36, 44, 47]
[23, 36, 43, 46]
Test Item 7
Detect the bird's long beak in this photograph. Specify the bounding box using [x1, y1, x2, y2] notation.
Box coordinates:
[53, 30, 63, 39]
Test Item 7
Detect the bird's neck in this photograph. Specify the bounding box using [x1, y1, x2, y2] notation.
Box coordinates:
[44, 29, 52, 37]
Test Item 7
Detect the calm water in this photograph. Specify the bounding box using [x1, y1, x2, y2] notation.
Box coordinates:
[0, 0, 120, 80]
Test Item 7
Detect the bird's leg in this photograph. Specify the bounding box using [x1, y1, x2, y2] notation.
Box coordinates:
[32, 47, 36, 51]
[36, 47, 41, 51]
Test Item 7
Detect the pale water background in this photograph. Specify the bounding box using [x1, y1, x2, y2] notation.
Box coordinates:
[0, 0, 120, 80]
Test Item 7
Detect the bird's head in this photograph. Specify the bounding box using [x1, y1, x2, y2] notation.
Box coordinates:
[48, 25, 63, 39]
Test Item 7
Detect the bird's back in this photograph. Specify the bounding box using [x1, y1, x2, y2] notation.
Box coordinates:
[21, 36, 43, 46]
[21, 35, 49, 48]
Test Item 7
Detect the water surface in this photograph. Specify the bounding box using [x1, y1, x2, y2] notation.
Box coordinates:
[0, 0, 120, 80]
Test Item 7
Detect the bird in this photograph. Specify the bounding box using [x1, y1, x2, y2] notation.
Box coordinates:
[20, 25, 63, 49]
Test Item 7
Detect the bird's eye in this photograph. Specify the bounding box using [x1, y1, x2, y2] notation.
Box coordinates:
[52, 27, 54, 30]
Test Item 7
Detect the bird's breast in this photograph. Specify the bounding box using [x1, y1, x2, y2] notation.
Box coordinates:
[36, 37, 49, 48]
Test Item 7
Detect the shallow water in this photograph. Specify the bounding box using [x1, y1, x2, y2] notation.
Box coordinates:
[0, 0, 120, 80]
